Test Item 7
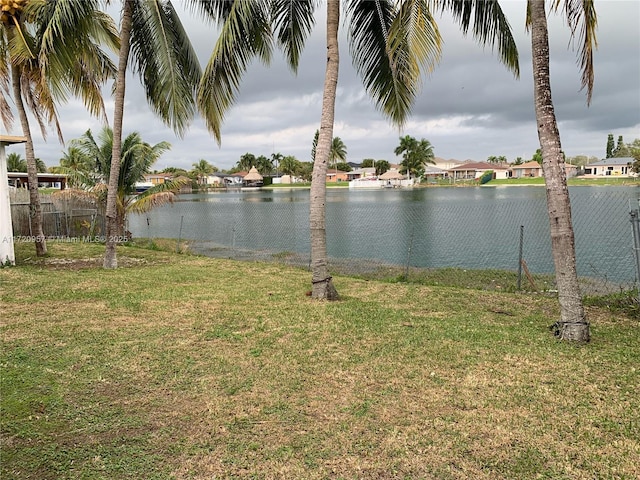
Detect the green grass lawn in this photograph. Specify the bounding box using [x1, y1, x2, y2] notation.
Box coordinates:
[1, 242, 639, 479]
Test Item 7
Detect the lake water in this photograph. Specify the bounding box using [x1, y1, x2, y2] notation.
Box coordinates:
[129, 185, 640, 284]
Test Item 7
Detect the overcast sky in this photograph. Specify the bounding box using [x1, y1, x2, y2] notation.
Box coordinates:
[4, 0, 640, 171]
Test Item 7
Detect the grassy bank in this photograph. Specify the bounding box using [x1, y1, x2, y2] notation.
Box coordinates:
[1, 242, 638, 479]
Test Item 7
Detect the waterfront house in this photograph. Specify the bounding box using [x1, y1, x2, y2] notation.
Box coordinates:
[583, 158, 635, 177]
[346, 167, 376, 181]
[326, 169, 349, 182]
[448, 162, 509, 180]
[510, 161, 543, 178]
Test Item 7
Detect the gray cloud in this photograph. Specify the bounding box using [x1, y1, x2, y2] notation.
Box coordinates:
[7, 0, 639, 171]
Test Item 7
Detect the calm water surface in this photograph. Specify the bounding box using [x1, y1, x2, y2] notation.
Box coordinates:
[130, 186, 640, 282]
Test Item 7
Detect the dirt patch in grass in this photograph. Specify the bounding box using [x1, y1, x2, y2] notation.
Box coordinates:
[19, 256, 150, 270]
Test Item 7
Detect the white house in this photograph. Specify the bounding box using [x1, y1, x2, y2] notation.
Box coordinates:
[448, 162, 510, 180]
[583, 158, 635, 177]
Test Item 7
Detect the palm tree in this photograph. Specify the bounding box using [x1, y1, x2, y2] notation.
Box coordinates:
[1, 0, 118, 256]
[375, 160, 390, 176]
[196, 0, 519, 299]
[271, 152, 284, 176]
[53, 146, 97, 188]
[67, 126, 187, 237]
[329, 137, 347, 170]
[103, 0, 202, 268]
[279, 155, 300, 177]
[191, 159, 215, 185]
[394, 135, 434, 181]
[528, 0, 596, 342]
[237, 153, 257, 171]
[6, 152, 27, 172]
[255, 155, 274, 176]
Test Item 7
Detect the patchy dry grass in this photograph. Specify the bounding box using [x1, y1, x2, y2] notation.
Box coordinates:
[1, 242, 639, 479]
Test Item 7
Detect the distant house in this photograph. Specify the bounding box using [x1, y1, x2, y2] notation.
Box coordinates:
[144, 173, 173, 185]
[423, 165, 447, 180]
[326, 169, 349, 182]
[346, 167, 376, 181]
[583, 157, 635, 177]
[448, 162, 509, 180]
[510, 161, 543, 178]
[7, 172, 67, 189]
[432, 157, 464, 171]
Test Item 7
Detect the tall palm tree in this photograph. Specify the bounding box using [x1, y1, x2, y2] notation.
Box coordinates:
[191, 159, 215, 185]
[528, 0, 596, 342]
[103, 0, 202, 268]
[195, 0, 519, 299]
[1, 0, 118, 256]
[329, 137, 347, 170]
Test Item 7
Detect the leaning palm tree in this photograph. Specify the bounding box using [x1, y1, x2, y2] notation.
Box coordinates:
[64, 126, 188, 237]
[1, 0, 118, 256]
[527, 0, 596, 342]
[103, 0, 202, 268]
[195, 0, 519, 299]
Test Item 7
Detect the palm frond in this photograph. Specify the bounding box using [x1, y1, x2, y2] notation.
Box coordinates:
[550, 0, 597, 104]
[0, 33, 13, 130]
[197, 0, 273, 143]
[270, 0, 316, 71]
[127, 176, 190, 214]
[348, 0, 441, 126]
[438, 0, 520, 78]
[129, 0, 202, 137]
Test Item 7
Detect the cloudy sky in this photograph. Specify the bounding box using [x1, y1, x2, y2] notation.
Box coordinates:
[5, 0, 640, 171]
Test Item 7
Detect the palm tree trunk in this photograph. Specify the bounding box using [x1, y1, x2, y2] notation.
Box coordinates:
[11, 64, 47, 256]
[309, 0, 339, 300]
[104, 0, 133, 269]
[530, 0, 589, 342]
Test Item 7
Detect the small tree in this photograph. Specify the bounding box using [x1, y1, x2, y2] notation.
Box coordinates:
[612, 135, 630, 157]
[361, 158, 374, 168]
[334, 162, 351, 172]
[375, 160, 390, 176]
[606, 133, 614, 158]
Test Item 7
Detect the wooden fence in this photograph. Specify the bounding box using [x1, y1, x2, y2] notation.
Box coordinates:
[10, 189, 105, 238]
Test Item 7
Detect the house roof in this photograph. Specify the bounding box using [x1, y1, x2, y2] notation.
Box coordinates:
[243, 166, 263, 181]
[513, 161, 542, 169]
[587, 157, 634, 167]
[424, 165, 446, 174]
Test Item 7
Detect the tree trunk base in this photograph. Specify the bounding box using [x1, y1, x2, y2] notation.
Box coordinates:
[312, 276, 339, 301]
[550, 321, 590, 342]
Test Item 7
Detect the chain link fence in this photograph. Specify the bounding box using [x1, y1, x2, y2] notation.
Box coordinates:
[10, 186, 640, 296]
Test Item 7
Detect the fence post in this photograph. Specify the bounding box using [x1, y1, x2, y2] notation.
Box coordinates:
[630, 207, 640, 302]
[404, 225, 415, 281]
[517, 225, 524, 290]
[176, 215, 184, 253]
